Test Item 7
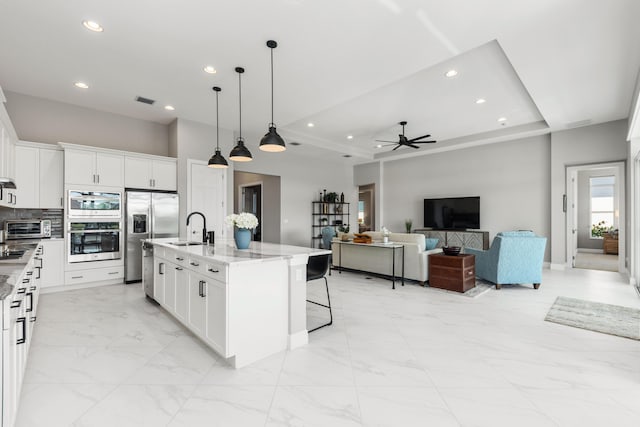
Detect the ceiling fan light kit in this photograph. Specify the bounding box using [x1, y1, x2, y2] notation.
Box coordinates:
[229, 66, 253, 162]
[208, 86, 229, 169]
[259, 39, 286, 153]
[375, 120, 436, 151]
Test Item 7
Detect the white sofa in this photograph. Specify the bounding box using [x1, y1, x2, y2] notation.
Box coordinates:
[331, 231, 442, 284]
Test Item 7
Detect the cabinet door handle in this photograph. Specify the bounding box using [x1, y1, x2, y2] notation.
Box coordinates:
[97, 174, 100, 184]
[207, 267, 219, 273]
[175, 267, 183, 271]
[36, 266, 41, 279]
[198, 280, 203, 297]
[16, 317, 26, 345]
[159, 262, 164, 275]
[60, 197, 63, 207]
[26, 292, 33, 313]
[93, 174, 96, 183]
[190, 261, 199, 266]
[176, 257, 184, 261]
[13, 194, 16, 205]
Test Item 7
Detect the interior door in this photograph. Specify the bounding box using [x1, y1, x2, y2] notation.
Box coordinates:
[241, 184, 262, 241]
[188, 161, 226, 242]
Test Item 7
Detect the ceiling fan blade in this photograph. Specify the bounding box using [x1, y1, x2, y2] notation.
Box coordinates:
[411, 140, 437, 144]
[375, 139, 398, 143]
[392, 145, 402, 151]
[408, 134, 431, 142]
[408, 144, 421, 149]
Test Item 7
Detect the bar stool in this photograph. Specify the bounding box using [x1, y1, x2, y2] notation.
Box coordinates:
[306, 253, 333, 332]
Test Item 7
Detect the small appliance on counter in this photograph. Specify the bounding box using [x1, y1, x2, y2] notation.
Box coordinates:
[4, 219, 51, 240]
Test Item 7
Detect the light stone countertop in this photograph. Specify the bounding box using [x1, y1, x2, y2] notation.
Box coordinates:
[0, 242, 39, 300]
[146, 238, 330, 266]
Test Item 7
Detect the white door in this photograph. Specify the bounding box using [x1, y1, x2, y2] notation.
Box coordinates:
[187, 160, 226, 242]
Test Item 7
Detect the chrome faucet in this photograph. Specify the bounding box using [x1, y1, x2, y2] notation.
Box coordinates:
[186, 211, 208, 243]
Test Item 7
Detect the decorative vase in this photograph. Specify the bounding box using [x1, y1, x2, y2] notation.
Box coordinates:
[234, 228, 251, 249]
[383, 236, 389, 244]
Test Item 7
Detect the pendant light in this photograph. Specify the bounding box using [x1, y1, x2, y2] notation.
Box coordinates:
[208, 86, 228, 169]
[259, 40, 286, 152]
[229, 66, 253, 162]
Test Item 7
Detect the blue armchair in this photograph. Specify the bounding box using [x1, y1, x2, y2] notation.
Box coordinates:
[465, 231, 547, 289]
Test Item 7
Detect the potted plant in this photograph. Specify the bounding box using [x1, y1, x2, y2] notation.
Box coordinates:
[405, 219, 413, 233]
[338, 224, 350, 241]
[225, 212, 259, 249]
[324, 192, 339, 203]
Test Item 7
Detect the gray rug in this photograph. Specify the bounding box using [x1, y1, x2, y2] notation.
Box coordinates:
[545, 296, 640, 340]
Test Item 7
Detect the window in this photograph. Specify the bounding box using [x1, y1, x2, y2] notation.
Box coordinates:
[590, 175, 615, 238]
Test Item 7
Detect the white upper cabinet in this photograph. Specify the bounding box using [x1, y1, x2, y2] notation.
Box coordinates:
[39, 148, 64, 208]
[0, 98, 18, 206]
[14, 145, 38, 208]
[64, 148, 124, 187]
[124, 155, 177, 191]
[13, 142, 64, 209]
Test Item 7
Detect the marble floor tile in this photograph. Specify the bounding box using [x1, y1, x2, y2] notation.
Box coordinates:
[73, 384, 194, 427]
[168, 385, 274, 427]
[266, 386, 362, 427]
[15, 383, 115, 427]
[16, 267, 640, 426]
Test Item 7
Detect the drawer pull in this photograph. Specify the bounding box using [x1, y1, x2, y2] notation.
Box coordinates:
[190, 261, 200, 266]
[17, 287, 26, 294]
[108, 271, 119, 275]
[30, 286, 37, 291]
[176, 267, 183, 271]
[71, 275, 83, 279]
[176, 257, 184, 261]
[10, 300, 21, 308]
[207, 268, 219, 273]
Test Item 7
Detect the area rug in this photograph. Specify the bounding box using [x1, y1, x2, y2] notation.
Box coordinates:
[545, 296, 640, 340]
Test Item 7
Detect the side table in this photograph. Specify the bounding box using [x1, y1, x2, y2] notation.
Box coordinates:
[428, 253, 475, 293]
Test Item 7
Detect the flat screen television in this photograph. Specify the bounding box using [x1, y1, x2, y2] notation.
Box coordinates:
[424, 196, 480, 230]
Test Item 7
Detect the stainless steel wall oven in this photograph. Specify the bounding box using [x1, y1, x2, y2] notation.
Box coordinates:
[68, 190, 121, 218]
[67, 220, 122, 263]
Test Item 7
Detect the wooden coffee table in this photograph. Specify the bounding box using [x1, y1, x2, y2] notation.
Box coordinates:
[428, 253, 475, 293]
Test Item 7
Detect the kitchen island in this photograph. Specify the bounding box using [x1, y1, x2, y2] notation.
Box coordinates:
[145, 238, 330, 368]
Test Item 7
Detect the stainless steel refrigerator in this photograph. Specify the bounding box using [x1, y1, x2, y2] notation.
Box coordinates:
[125, 191, 179, 283]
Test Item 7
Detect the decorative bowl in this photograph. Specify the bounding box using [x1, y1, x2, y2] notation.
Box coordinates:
[442, 246, 461, 256]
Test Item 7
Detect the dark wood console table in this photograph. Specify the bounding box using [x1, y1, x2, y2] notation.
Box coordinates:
[428, 253, 475, 293]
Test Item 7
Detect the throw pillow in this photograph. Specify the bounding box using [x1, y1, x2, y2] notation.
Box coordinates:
[425, 238, 439, 250]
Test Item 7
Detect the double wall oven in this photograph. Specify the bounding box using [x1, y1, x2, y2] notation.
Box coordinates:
[67, 190, 123, 263]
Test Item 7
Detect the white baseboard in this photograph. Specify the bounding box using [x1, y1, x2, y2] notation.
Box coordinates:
[549, 263, 567, 271]
[40, 280, 122, 294]
[577, 248, 604, 254]
[288, 330, 309, 350]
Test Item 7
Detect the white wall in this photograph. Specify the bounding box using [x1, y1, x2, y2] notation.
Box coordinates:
[383, 134, 552, 260]
[4, 91, 169, 155]
[174, 118, 235, 238]
[234, 131, 355, 247]
[550, 119, 628, 265]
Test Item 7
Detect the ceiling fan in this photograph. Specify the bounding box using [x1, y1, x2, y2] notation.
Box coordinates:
[375, 121, 436, 150]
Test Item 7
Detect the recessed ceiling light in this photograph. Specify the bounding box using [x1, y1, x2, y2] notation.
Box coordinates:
[497, 117, 507, 122]
[347, 135, 353, 140]
[82, 20, 103, 32]
[476, 98, 486, 104]
[74, 82, 89, 89]
[307, 122, 314, 127]
[164, 105, 175, 111]
[343, 154, 352, 158]
[445, 69, 458, 78]
[203, 66, 217, 74]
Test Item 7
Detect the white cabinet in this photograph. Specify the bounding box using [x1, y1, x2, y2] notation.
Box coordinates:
[14, 145, 38, 208]
[0, 105, 18, 207]
[13, 143, 64, 209]
[174, 265, 188, 322]
[154, 258, 166, 304]
[64, 148, 124, 187]
[39, 148, 64, 208]
[39, 240, 65, 288]
[188, 272, 207, 338]
[124, 156, 177, 191]
[163, 261, 177, 311]
[204, 278, 228, 356]
[64, 266, 124, 286]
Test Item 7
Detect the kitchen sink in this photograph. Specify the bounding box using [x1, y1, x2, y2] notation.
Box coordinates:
[169, 241, 204, 247]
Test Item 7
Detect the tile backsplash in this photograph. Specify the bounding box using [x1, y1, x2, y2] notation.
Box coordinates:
[0, 207, 64, 237]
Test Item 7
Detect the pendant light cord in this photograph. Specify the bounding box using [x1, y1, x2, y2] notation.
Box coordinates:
[238, 71, 242, 140]
[215, 90, 220, 150]
[270, 47, 274, 126]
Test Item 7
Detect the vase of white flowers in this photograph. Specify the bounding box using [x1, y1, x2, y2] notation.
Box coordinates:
[226, 213, 259, 249]
[381, 226, 390, 244]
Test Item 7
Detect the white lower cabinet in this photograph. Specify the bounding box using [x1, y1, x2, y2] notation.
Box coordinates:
[163, 261, 177, 311]
[174, 266, 188, 323]
[204, 277, 228, 356]
[64, 266, 124, 286]
[187, 272, 207, 337]
[39, 240, 65, 288]
[2, 243, 41, 426]
[153, 257, 166, 305]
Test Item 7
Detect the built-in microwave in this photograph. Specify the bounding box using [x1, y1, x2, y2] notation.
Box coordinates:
[4, 219, 51, 240]
[67, 220, 122, 263]
[68, 190, 121, 218]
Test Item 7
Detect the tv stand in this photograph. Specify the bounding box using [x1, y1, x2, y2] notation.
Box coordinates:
[414, 229, 489, 250]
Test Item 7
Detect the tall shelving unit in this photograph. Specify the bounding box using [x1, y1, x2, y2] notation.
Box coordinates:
[311, 201, 350, 248]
